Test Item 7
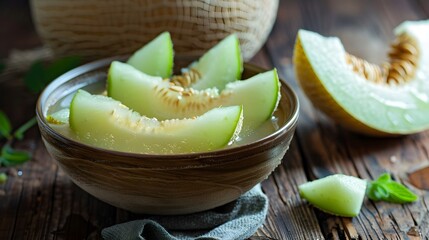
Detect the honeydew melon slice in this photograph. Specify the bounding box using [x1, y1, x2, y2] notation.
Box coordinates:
[69, 90, 243, 154]
[107, 61, 280, 134]
[294, 20, 429, 136]
[46, 108, 70, 124]
[127, 32, 173, 78]
[186, 34, 243, 91]
[299, 174, 367, 217]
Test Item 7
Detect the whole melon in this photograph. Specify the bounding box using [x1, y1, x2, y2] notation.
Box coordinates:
[30, 0, 279, 61]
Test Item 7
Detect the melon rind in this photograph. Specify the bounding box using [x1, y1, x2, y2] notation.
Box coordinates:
[107, 61, 280, 134]
[127, 32, 173, 78]
[294, 20, 429, 136]
[299, 174, 367, 217]
[69, 90, 243, 154]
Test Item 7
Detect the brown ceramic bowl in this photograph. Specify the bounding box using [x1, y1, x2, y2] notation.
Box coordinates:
[35, 57, 299, 215]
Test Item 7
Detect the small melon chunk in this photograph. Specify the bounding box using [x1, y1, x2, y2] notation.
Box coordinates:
[46, 108, 70, 124]
[69, 90, 243, 154]
[187, 34, 243, 90]
[299, 174, 367, 217]
[107, 61, 280, 134]
[294, 20, 429, 136]
[127, 32, 173, 78]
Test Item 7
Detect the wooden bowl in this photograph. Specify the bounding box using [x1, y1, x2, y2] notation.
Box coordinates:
[35, 57, 299, 215]
[30, 0, 279, 61]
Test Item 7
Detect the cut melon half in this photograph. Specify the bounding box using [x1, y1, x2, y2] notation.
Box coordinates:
[294, 20, 429, 136]
[299, 174, 367, 217]
[69, 90, 243, 154]
[107, 61, 280, 134]
[127, 32, 173, 78]
[174, 34, 242, 91]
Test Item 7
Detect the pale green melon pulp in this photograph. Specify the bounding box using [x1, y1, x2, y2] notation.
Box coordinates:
[190, 34, 243, 91]
[68, 90, 243, 154]
[299, 20, 429, 134]
[108, 61, 280, 135]
[47, 108, 69, 124]
[299, 174, 367, 217]
[127, 32, 173, 78]
[47, 80, 285, 151]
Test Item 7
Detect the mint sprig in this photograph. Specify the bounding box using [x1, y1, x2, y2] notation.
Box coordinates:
[0, 114, 36, 169]
[0, 144, 31, 166]
[0, 110, 12, 139]
[0, 56, 81, 185]
[14, 117, 37, 140]
[0, 113, 37, 184]
[367, 173, 418, 204]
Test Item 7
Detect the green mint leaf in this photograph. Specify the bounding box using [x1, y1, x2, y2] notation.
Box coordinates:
[367, 182, 389, 201]
[45, 56, 81, 84]
[23, 61, 46, 93]
[367, 173, 418, 204]
[0, 144, 31, 167]
[0, 173, 7, 184]
[376, 173, 391, 182]
[0, 110, 12, 139]
[14, 117, 37, 140]
[384, 181, 418, 203]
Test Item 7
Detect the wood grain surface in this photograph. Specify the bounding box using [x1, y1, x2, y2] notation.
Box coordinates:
[1, 0, 429, 239]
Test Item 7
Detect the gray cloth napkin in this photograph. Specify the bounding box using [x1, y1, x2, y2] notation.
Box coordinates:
[102, 184, 268, 240]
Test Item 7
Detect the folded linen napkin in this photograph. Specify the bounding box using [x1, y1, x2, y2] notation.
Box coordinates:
[102, 184, 268, 240]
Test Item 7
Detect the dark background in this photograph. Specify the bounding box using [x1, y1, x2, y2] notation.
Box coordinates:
[0, 0, 41, 58]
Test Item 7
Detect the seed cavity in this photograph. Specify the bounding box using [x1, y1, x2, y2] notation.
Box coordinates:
[151, 69, 224, 114]
[169, 85, 184, 92]
[170, 68, 201, 87]
[345, 34, 419, 85]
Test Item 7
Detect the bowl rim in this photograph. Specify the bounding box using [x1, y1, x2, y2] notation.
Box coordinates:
[35, 56, 299, 159]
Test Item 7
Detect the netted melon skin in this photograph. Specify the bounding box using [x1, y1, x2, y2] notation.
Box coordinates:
[31, 0, 278, 61]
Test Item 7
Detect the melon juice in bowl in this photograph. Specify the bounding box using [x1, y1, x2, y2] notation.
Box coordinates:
[35, 56, 299, 215]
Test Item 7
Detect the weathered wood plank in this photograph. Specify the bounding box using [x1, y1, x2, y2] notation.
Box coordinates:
[257, 140, 325, 240]
[250, 48, 325, 240]
[1, 0, 429, 239]
[0, 81, 41, 239]
[265, 0, 429, 239]
[0, 48, 323, 240]
[0, 78, 117, 239]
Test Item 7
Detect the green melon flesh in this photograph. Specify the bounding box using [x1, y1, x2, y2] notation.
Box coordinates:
[127, 32, 173, 78]
[46, 108, 70, 124]
[107, 61, 280, 134]
[188, 34, 243, 91]
[295, 20, 429, 135]
[69, 90, 243, 154]
[299, 174, 367, 217]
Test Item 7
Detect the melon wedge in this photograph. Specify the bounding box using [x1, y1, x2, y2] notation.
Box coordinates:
[127, 32, 173, 78]
[294, 20, 429, 136]
[69, 90, 243, 154]
[185, 34, 243, 91]
[299, 174, 367, 217]
[107, 61, 280, 134]
[46, 108, 70, 124]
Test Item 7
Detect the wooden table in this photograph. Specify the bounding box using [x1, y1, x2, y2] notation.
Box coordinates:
[1, 0, 429, 239]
